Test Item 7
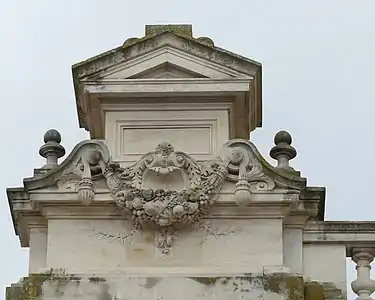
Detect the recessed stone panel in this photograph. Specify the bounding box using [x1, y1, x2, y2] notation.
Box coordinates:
[120, 124, 212, 155]
[104, 104, 231, 165]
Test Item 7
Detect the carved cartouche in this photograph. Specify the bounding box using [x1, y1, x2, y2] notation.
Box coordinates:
[108, 142, 228, 228]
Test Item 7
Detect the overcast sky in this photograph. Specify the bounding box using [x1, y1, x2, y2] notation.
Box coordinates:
[1, 0, 374, 298]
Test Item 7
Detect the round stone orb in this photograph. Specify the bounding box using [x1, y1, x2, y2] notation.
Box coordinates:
[44, 129, 61, 143]
[274, 130, 292, 145]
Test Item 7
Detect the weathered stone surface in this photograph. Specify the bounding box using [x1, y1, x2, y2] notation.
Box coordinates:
[71, 24, 263, 139]
[7, 136, 371, 295]
[6, 272, 347, 300]
[8, 22, 375, 300]
[6, 272, 307, 300]
[304, 281, 345, 300]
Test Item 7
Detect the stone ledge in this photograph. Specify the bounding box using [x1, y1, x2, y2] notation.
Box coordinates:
[4, 271, 344, 300]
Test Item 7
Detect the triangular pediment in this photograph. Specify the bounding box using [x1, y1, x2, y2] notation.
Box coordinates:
[72, 26, 263, 133]
[128, 62, 208, 79]
[85, 46, 248, 81]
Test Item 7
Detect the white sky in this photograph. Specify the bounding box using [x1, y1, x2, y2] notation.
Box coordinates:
[1, 1, 375, 299]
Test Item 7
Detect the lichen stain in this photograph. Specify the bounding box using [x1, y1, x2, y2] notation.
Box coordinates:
[132, 248, 144, 252]
[188, 275, 304, 299]
[304, 282, 325, 300]
[188, 277, 220, 286]
[262, 274, 304, 300]
[5, 272, 343, 300]
[88, 277, 106, 283]
[145, 277, 161, 289]
[144, 235, 154, 244]
[5, 270, 79, 300]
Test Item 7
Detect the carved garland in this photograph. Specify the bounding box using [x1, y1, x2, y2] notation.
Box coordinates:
[74, 142, 229, 228]
[73, 141, 276, 253]
[75, 141, 277, 216]
[107, 142, 228, 228]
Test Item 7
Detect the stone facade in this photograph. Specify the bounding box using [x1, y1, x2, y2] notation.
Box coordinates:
[7, 272, 349, 300]
[6, 25, 375, 300]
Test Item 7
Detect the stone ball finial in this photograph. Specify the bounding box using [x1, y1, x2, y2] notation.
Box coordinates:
[39, 129, 65, 169]
[43, 129, 61, 144]
[274, 130, 292, 146]
[270, 130, 297, 170]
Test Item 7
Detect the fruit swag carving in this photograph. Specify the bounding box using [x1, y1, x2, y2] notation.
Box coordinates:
[80, 142, 229, 228]
[72, 140, 276, 253]
[76, 140, 277, 223]
[115, 142, 229, 227]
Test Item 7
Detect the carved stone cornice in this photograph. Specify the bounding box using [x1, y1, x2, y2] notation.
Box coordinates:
[304, 222, 375, 256]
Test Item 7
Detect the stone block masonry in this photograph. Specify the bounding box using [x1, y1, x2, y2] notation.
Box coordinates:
[6, 271, 346, 300]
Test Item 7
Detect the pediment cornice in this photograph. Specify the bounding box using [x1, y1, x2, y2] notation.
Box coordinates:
[72, 30, 262, 132]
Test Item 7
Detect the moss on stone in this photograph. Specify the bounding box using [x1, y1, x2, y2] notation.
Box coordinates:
[145, 25, 193, 38]
[304, 282, 325, 300]
[6, 273, 344, 300]
[261, 274, 304, 300]
[6, 273, 51, 300]
[188, 277, 221, 286]
[189, 274, 304, 299]
[145, 277, 161, 289]
[5, 270, 81, 300]
[88, 277, 106, 283]
[122, 37, 140, 47]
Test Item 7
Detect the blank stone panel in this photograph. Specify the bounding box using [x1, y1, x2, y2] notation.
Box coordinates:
[105, 106, 230, 165]
[120, 124, 213, 155]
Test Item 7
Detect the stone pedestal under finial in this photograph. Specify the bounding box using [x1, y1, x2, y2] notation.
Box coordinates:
[270, 130, 297, 171]
[39, 129, 65, 170]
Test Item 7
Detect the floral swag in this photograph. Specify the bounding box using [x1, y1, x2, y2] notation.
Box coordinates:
[78, 142, 229, 228]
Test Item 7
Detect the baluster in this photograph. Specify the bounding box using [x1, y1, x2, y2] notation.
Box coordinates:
[351, 248, 375, 300]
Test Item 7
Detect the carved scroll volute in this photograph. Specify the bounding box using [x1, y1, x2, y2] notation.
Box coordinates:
[77, 145, 112, 206]
[222, 140, 276, 207]
[78, 150, 98, 205]
[228, 147, 253, 207]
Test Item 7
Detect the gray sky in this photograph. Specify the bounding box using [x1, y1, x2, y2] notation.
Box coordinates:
[1, 0, 374, 298]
